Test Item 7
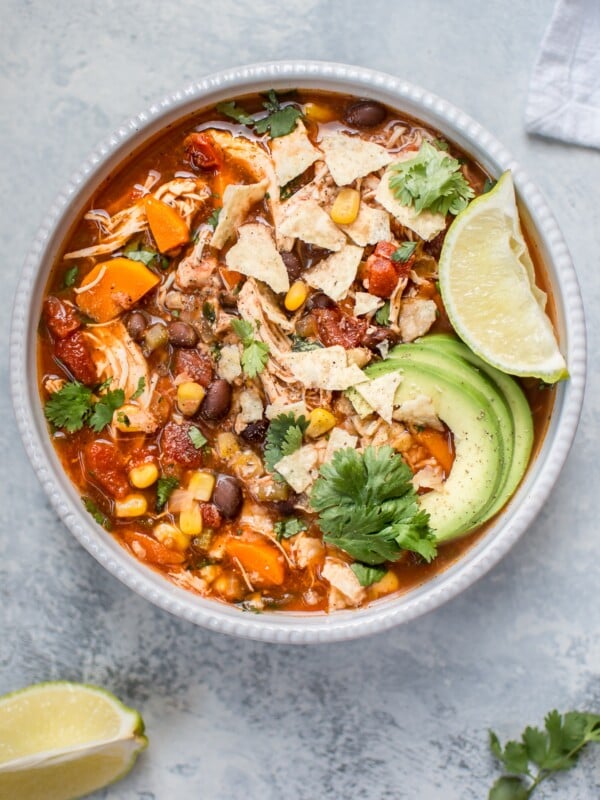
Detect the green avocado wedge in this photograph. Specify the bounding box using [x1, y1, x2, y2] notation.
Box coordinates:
[363, 358, 505, 542]
[408, 334, 534, 522]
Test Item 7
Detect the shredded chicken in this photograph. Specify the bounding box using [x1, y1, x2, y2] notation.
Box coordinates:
[64, 177, 210, 259]
[322, 558, 366, 609]
[398, 298, 437, 342]
[412, 464, 445, 492]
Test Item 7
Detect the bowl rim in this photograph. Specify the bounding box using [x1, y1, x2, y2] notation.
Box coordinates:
[10, 60, 586, 644]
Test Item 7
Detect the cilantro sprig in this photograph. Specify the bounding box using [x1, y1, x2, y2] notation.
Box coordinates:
[231, 319, 270, 378]
[309, 446, 436, 565]
[389, 141, 474, 216]
[217, 89, 302, 139]
[44, 379, 135, 433]
[489, 710, 600, 798]
[274, 517, 307, 540]
[156, 476, 179, 511]
[264, 412, 309, 475]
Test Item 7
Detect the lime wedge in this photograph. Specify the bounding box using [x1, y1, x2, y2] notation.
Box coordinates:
[0, 682, 147, 800]
[438, 171, 568, 382]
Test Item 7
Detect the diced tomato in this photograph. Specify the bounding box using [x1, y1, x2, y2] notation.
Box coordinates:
[123, 530, 185, 565]
[184, 133, 222, 171]
[365, 256, 399, 298]
[314, 308, 367, 349]
[200, 503, 222, 529]
[160, 421, 204, 469]
[172, 349, 213, 387]
[127, 446, 159, 471]
[44, 297, 81, 339]
[84, 441, 130, 499]
[373, 241, 397, 260]
[55, 331, 97, 385]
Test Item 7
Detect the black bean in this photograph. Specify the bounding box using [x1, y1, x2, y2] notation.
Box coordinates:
[306, 292, 336, 311]
[362, 327, 390, 349]
[167, 321, 198, 348]
[240, 419, 269, 444]
[297, 241, 331, 270]
[281, 251, 303, 282]
[126, 311, 148, 342]
[200, 379, 231, 420]
[272, 497, 299, 516]
[212, 474, 243, 519]
[344, 99, 387, 128]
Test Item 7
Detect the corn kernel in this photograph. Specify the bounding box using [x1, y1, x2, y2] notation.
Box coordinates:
[232, 451, 264, 480]
[188, 471, 216, 502]
[303, 102, 337, 123]
[284, 280, 308, 312]
[177, 381, 206, 417]
[213, 572, 244, 601]
[330, 187, 361, 225]
[129, 462, 159, 489]
[216, 431, 239, 460]
[371, 570, 400, 597]
[306, 408, 336, 439]
[115, 494, 148, 518]
[199, 564, 222, 584]
[154, 522, 191, 552]
[179, 502, 203, 537]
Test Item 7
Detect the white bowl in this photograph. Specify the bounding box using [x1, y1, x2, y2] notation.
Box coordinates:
[10, 61, 586, 643]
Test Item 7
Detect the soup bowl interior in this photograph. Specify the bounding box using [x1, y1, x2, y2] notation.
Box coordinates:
[11, 61, 586, 643]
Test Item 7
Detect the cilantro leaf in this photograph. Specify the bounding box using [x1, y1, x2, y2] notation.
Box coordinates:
[375, 301, 390, 326]
[350, 563, 387, 587]
[265, 413, 309, 474]
[63, 265, 79, 288]
[216, 101, 255, 126]
[231, 318, 270, 377]
[489, 710, 600, 798]
[389, 141, 474, 216]
[188, 427, 207, 450]
[202, 301, 216, 324]
[255, 105, 302, 139]
[124, 240, 164, 268]
[130, 377, 146, 401]
[310, 446, 436, 565]
[156, 476, 179, 511]
[274, 517, 307, 540]
[391, 241, 417, 263]
[82, 496, 111, 530]
[89, 389, 125, 433]
[44, 382, 94, 433]
[207, 208, 221, 229]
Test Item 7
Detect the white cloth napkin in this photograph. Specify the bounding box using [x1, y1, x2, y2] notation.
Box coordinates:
[525, 0, 600, 149]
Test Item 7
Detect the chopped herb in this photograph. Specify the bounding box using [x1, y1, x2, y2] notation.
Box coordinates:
[350, 563, 387, 587]
[432, 138, 449, 151]
[44, 382, 94, 433]
[82, 496, 111, 530]
[254, 90, 302, 139]
[188, 427, 207, 450]
[264, 191, 270, 200]
[489, 710, 600, 799]
[231, 318, 270, 377]
[130, 377, 146, 401]
[264, 412, 309, 474]
[310, 446, 436, 565]
[375, 301, 391, 326]
[389, 141, 475, 216]
[124, 240, 160, 267]
[210, 343, 222, 362]
[274, 517, 307, 540]
[89, 388, 125, 433]
[483, 177, 497, 194]
[156, 476, 179, 511]
[216, 100, 255, 126]
[202, 302, 216, 324]
[116, 411, 130, 427]
[290, 335, 324, 352]
[391, 241, 417, 263]
[207, 208, 221, 229]
[63, 265, 79, 288]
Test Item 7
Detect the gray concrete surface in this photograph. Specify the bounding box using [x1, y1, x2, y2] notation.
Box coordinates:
[1, 1, 599, 797]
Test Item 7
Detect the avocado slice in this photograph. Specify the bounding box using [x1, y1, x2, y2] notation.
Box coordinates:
[385, 340, 515, 525]
[363, 358, 505, 542]
[410, 334, 533, 522]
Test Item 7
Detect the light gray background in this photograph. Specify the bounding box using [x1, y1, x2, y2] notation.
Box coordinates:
[1, 1, 599, 797]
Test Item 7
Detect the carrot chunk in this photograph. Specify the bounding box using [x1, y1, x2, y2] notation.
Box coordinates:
[414, 428, 455, 475]
[144, 195, 189, 253]
[75, 257, 160, 323]
[226, 537, 285, 587]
